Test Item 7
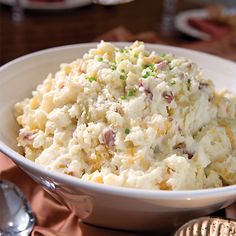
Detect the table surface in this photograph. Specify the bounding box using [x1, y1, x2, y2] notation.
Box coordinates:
[0, 0, 203, 65]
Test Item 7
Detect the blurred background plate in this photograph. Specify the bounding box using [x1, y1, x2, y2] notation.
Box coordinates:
[0, 0, 92, 10]
[175, 9, 211, 40]
[175, 8, 236, 40]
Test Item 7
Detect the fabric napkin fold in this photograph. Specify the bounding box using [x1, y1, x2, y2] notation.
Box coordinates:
[0, 153, 139, 236]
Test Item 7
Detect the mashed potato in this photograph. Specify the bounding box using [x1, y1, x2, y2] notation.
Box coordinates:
[15, 41, 236, 190]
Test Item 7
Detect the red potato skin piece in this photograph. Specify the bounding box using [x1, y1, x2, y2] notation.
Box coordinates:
[102, 129, 115, 148]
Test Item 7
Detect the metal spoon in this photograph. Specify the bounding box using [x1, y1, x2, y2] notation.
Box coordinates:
[0, 180, 35, 236]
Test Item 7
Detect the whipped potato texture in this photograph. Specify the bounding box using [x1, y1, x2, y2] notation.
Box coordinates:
[15, 41, 236, 190]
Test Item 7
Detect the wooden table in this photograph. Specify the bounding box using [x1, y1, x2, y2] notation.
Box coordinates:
[0, 0, 202, 65]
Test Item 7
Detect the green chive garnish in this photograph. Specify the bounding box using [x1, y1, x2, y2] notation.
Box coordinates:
[120, 74, 126, 80]
[120, 96, 125, 100]
[143, 71, 150, 78]
[125, 128, 130, 134]
[128, 91, 134, 96]
[171, 80, 176, 85]
[97, 57, 103, 62]
[87, 77, 96, 82]
[134, 53, 138, 58]
[111, 64, 116, 70]
[145, 64, 155, 71]
[187, 79, 191, 90]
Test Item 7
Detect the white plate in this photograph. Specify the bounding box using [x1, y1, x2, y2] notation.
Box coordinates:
[175, 8, 236, 41]
[0, 0, 91, 10]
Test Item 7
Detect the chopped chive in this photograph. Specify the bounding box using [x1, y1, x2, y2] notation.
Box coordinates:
[150, 64, 155, 71]
[97, 57, 103, 62]
[134, 53, 138, 58]
[120, 96, 125, 100]
[120, 74, 126, 80]
[128, 91, 134, 96]
[145, 64, 155, 71]
[119, 49, 125, 53]
[87, 77, 96, 82]
[121, 69, 125, 73]
[187, 79, 191, 90]
[143, 71, 150, 78]
[133, 87, 137, 93]
[125, 128, 130, 134]
[110, 64, 117, 70]
[170, 80, 176, 85]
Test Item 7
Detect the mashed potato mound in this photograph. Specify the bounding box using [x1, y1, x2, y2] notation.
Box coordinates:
[15, 41, 236, 190]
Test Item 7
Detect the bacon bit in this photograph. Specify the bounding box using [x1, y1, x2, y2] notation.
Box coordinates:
[102, 129, 115, 148]
[72, 127, 77, 137]
[183, 151, 194, 159]
[154, 61, 167, 71]
[59, 83, 65, 89]
[145, 89, 153, 101]
[199, 82, 209, 90]
[115, 107, 122, 114]
[162, 91, 174, 104]
[139, 81, 153, 101]
[173, 142, 186, 149]
[79, 68, 85, 74]
[138, 81, 144, 88]
[23, 132, 35, 140]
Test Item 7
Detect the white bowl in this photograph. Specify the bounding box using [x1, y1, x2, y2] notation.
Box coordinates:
[1, 43, 236, 233]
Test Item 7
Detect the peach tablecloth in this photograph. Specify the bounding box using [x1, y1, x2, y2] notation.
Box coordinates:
[0, 153, 140, 236]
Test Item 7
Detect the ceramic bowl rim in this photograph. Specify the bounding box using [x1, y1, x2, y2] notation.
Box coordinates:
[1, 42, 236, 201]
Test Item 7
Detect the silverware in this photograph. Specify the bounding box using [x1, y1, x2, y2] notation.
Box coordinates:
[0, 180, 35, 236]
